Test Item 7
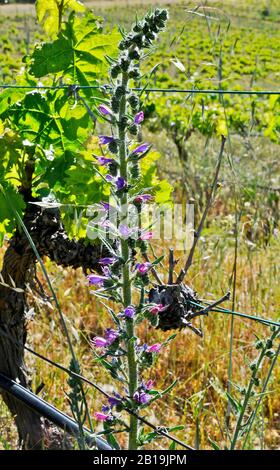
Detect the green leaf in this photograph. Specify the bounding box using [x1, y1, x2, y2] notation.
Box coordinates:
[208, 437, 221, 450]
[0, 182, 25, 245]
[29, 12, 120, 87]
[103, 422, 121, 450]
[226, 392, 242, 415]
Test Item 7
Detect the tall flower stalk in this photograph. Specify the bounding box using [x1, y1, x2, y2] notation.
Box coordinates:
[88, 9, 169, 450]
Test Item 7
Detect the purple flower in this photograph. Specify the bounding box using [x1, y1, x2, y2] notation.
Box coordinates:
[94, 411, 109, 421]
[147, 343, 162, 353]
[133, 391, 150, 404]
[115, 176, 127, 191]
[98, 104, 112, 116]
[105, 328, 119, 345]
[105, 174, 114, 182]
[100, 201, 111, 211]
[124, 306, 136, 318]
[134, 194, 153, 204]
[145, 379, 154, 390]
[87, 274, 108, 286]
[99, 257, 116, 265]
[102, 266, 110, 276]
[108, 392, 122, 407]
[149, 303, 165, 315]
[119, 224, 132, 239]
[92, 329, 119, 349]
[99, 135, 115, 145]
[136, 262, 151, 275]
[102, 405, 110, 413]
[134, 111, 144, 124]
[92, 336, 108, 348]
[132, 143, 150, 154]
[140, 231, 153, 241]
[97, 156, 114, 166]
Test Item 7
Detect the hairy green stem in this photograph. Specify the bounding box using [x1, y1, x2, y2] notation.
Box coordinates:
[118, 72, 139, 450]
[242, 330, 280, 448]
[230, 328, 279, 449]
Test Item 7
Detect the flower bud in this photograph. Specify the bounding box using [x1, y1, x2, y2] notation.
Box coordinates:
[133, 23, 142, 33]
[159, 9, 168, 21]
[142, 23, 150, 34]
[128, 49, 141, 61]
[118, 40, 127, 50]
[132, 34, 143, 48]
[249, 361, 257, 371]
[129, 123, 139, 136]
[111, 95, 120, 113]
[118, 116, 129, 131]
[108, 161, 118, 176]
[128, 94, 139, 109]
[265, 349, 275, 358]
[130, 162, 140, 179]
[255, 340, 264, 350]
[115, 85, 126, 98]
[120, 57, 130, 71]
[146, 31, 156, 41]
[266, 339, 273, 349]
[111, 64, 121, 78]
[108, 140, 119, 154]
[128, 68, 141, 79]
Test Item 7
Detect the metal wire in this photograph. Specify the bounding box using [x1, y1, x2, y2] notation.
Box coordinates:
[0, 371, 112, 451]
[0, 83, 280, 95]
[189, 300, 280, 328]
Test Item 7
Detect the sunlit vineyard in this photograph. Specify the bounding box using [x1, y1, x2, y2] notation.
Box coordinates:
[0, 0, 279, 453]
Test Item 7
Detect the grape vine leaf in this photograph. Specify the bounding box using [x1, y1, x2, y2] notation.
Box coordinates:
[36, 0, 85, 37]
[0, 182, 26, 246]
[29, 12, 120, 87]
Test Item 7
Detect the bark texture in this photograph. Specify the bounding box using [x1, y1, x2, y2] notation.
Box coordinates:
[0, 202, 104, 448]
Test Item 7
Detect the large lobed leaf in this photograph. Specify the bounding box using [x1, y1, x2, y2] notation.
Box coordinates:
[36, 0, 86, 37]
[29, 12, 120, 87]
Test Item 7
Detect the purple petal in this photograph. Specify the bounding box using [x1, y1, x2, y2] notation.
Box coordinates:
[132, 143, 150, 154]
[105, 174, 114, 182]
[105, 328, 119, 345]
[94, 411, 109, 421]
[100, 201, 111, 211]
[124, 306, 136, 318]
[147, 343, 162, 353]
[136, 262, 151, 275]
[97, 156, 114, 166]
[134, 194, 153, 204]
[99, 257, 116, 265]
[99, 135, 115, 145]
[87, 274, 107, 286]
[98, 105, 112, 116]
[134, 111, 144, 125]
[115, 176, 127, 191]
[92, 337, 108, 348]
[119, 224, 132, 238]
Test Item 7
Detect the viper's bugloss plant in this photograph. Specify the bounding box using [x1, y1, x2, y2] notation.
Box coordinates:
[87, 9, 171, 450]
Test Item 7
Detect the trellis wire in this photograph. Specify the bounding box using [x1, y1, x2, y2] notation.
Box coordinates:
[1, 84, 280, 95]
